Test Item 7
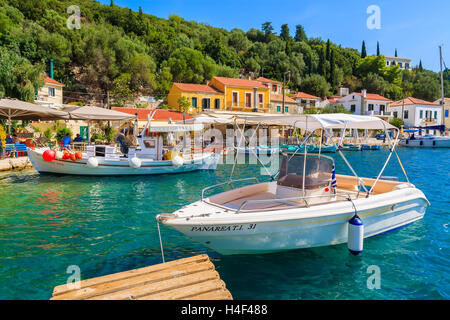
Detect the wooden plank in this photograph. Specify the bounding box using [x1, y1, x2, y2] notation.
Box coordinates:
[186, 290, 233, 300]
[52, 254, 209, 297]
[89, 270, 219, 300]
[52, 260, 214, 300]
[138, 279, 227, 300]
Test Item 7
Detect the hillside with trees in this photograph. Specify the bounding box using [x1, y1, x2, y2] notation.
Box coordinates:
[0, 0, 449, 106]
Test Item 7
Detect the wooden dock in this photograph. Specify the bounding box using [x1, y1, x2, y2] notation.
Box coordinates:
[51, 254, 232, 300]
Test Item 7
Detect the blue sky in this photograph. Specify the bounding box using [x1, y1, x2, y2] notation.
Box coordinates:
[100, 0, 449, 72]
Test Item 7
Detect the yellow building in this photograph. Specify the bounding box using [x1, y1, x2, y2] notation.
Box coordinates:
[209, 77, 270, 113]
[167, 83, 224, 113]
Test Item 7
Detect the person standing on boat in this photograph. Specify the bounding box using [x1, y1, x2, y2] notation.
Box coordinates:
[115, 132, 129, 157]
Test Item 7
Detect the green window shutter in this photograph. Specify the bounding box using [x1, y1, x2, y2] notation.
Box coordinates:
[277, 106, 281, 112]
[192, 97, 197, 108]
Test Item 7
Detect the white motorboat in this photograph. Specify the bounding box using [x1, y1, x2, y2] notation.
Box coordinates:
[28, 114, 220, 176]
[157, 114, 429, 255]
[400, 134, 450, 148]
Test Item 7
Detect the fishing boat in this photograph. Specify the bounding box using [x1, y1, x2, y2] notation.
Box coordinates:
[157, 114, 429, 255]
[361, 144, 381, 150]
[400, 133, 450, 148]
[28, 114, 220, 176]
[339, 144, 361, 151]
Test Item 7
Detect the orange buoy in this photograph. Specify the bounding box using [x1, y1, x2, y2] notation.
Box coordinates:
[75, 152, 83, 160]
[70, 153, 77, 162]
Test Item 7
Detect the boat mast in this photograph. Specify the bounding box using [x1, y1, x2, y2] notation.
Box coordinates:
[439, 45, 445, 134]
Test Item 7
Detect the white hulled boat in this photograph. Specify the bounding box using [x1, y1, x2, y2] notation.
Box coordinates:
[157, 114, 429, 255]
[28, 114, 220, 176]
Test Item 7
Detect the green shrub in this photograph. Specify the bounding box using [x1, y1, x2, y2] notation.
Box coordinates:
[56, 127, 72, 141]
[390, 117, 403, 129]
[90, 133, 104, 142]
[44, 128, 53, 141]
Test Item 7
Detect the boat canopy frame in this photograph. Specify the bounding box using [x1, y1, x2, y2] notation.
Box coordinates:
[201, 114, 411, 208]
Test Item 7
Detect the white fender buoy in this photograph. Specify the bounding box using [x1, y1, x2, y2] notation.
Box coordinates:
[55, 151, 64, 160]
[129, 156, 142, 169]
[86, 157, 99, 168]
[172, 155, 184, 167]
[348, 214, 364, 255]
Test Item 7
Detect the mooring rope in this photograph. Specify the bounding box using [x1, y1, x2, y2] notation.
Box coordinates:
[156, 221, 165, 263]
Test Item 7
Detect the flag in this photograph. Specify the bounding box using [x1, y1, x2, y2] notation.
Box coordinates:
[331, 164, 337, 194]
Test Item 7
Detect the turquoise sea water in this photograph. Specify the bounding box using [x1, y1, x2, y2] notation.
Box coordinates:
[0, 148, 448, 300]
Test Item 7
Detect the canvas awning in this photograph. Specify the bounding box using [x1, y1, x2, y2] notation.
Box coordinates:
[177, 115, 232, 124]
[0, 98, 70, 134]
[241, 114, 396, 131]
[64, 106, 136, 121]
[0, 98, 69, 121]
[148, 123, 204, 132]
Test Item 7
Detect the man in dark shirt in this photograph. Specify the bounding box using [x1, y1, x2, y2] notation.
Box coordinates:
[73, 134, 84, 142]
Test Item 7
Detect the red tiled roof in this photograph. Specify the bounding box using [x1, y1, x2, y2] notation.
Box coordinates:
[270, 94, 297, 104]
[112, 108, 193, 121]
[390, 97, 440, 107]
[44, 76, 64, 86]
[353, 92, 392, 102]
[294, 92, 321, 100]
[172, 83, 222, 94]
[256, 77, 282, 84]
[212, 77, 268, 89]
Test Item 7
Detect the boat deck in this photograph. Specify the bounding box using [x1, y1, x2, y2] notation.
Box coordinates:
[50, 254, 232, 300]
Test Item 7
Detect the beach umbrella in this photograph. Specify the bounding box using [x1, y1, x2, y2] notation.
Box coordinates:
[0, 98, 69, 134]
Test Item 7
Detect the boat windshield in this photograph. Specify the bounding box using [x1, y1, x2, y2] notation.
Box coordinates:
[277, 153, 334, 190]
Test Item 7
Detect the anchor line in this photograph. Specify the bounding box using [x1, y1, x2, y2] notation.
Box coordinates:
[156, 221, 165, 263]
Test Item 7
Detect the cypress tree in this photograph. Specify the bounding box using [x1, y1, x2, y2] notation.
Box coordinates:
[294, 25, 307, 42]
[395, 48, 398, 57]
[319, 46, 326, 77]
[376, 41, 380, 56]
[419, 60, 423, 72]
[326, 39, 331, 61]
[361, 41, 367, 58]
[110, 0, 114, 6]
[280, 24, 291, 41]
[329, 48, 336, 88]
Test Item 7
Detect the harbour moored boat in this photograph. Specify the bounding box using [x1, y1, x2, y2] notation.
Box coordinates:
[157, 114, 429, 255]
[27, 114, 220, 176]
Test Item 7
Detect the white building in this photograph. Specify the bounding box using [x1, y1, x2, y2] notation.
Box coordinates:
[35, 76, 65, 108]
[385, 56, 412, 70]
[338, 90, 392, 116]
[389, 97, 442, 134]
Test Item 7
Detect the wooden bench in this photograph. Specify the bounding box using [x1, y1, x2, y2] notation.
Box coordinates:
[4, 144, 27, 157]
[51, 254, 233, 300]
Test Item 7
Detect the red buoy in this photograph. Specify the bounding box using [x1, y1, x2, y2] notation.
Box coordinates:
[42, 149, 56, 162]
